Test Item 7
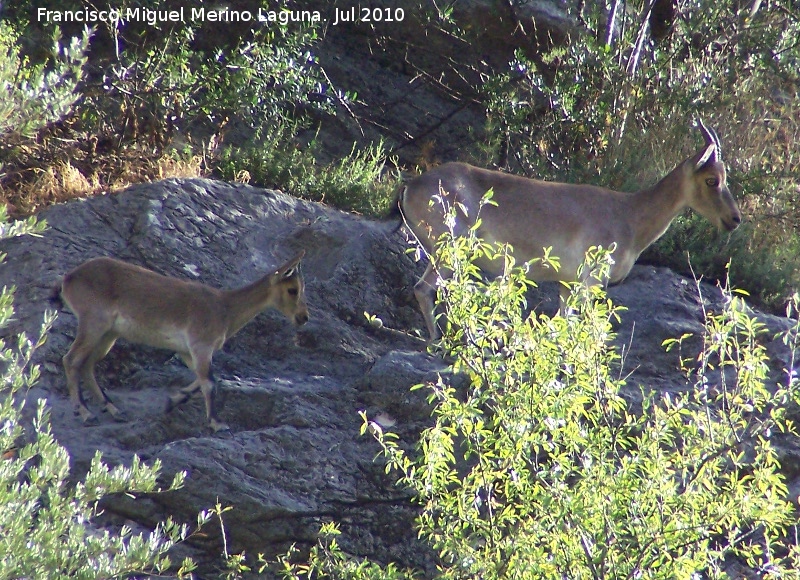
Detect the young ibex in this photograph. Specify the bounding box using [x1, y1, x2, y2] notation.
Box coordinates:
[398, 120, 742, 340]
[53, 251, 308, 432]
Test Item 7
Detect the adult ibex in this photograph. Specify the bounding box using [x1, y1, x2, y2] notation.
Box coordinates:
[53, 251, 308, 432]
[398, 121, 741, 340]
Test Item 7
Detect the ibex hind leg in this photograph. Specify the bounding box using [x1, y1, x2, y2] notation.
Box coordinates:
[81, 333, 128, 421]
[63, 317, 114, 425]
[64, 353, 96, 424]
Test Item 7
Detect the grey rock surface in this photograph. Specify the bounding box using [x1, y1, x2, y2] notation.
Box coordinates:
[1, 177, 797, 575]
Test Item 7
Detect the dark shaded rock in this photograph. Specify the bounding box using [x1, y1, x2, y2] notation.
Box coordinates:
[306, 0, 578, 166]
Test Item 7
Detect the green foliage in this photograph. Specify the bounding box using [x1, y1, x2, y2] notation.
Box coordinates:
[349, 220, 799, 577]
[0, 21, 89, 146]
[276, 205, 800, 577]
[2, 1, 362, 215]
[376, 229, 798, 578]
[0, 205, 46, 240]
[0, 215, 202, 578]
[215, 122, 396, 216]
[640, 215, 799, 311]
[83, 13, 333, 150]
[276, 523, 415, 580]
[108, 16, 395, 214]
[485, 2, 799, 178]
[1, 0, 391, 218]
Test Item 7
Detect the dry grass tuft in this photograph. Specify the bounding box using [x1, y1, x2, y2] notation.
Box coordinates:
[1, 162, 99, 216]
[1, 151, 205, 217]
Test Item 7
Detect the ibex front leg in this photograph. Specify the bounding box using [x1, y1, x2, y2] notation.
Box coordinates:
[166, 349, 229, 433]
[415, 260, 454, 341]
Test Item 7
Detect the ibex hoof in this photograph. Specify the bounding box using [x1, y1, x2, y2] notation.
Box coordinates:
[110, 410, 129, 422]
[75, 404, 98, 425]
[210, 420, 230, 434]
[81, 414, 99, 426]
[104, 404, 128, 422]
[165, 393, 189, 414]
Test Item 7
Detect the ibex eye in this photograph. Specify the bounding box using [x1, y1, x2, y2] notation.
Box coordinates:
[705, 177, 719, 187]
[288, 288, 298, 296]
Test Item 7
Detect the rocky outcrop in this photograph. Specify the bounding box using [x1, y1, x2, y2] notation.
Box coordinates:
[309, 0, 578, 165]
[1, 178, 438, 573]
[1, 178, 797, 574]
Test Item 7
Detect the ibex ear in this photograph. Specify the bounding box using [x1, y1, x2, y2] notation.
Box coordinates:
[275, 250, 306, 279]
[694, 142, 717, 170]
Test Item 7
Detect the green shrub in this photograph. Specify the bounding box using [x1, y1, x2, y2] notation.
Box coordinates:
[383, 230, 800, 577]
[215, 122, 396, 216]
[80, 15, 334, 151]
[276, 522, 414, 580]
[640, 215, 799, 311]
[283, 214, 800, 578]
[2, 2, 352, 215]
[0, 22, 88, 150]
